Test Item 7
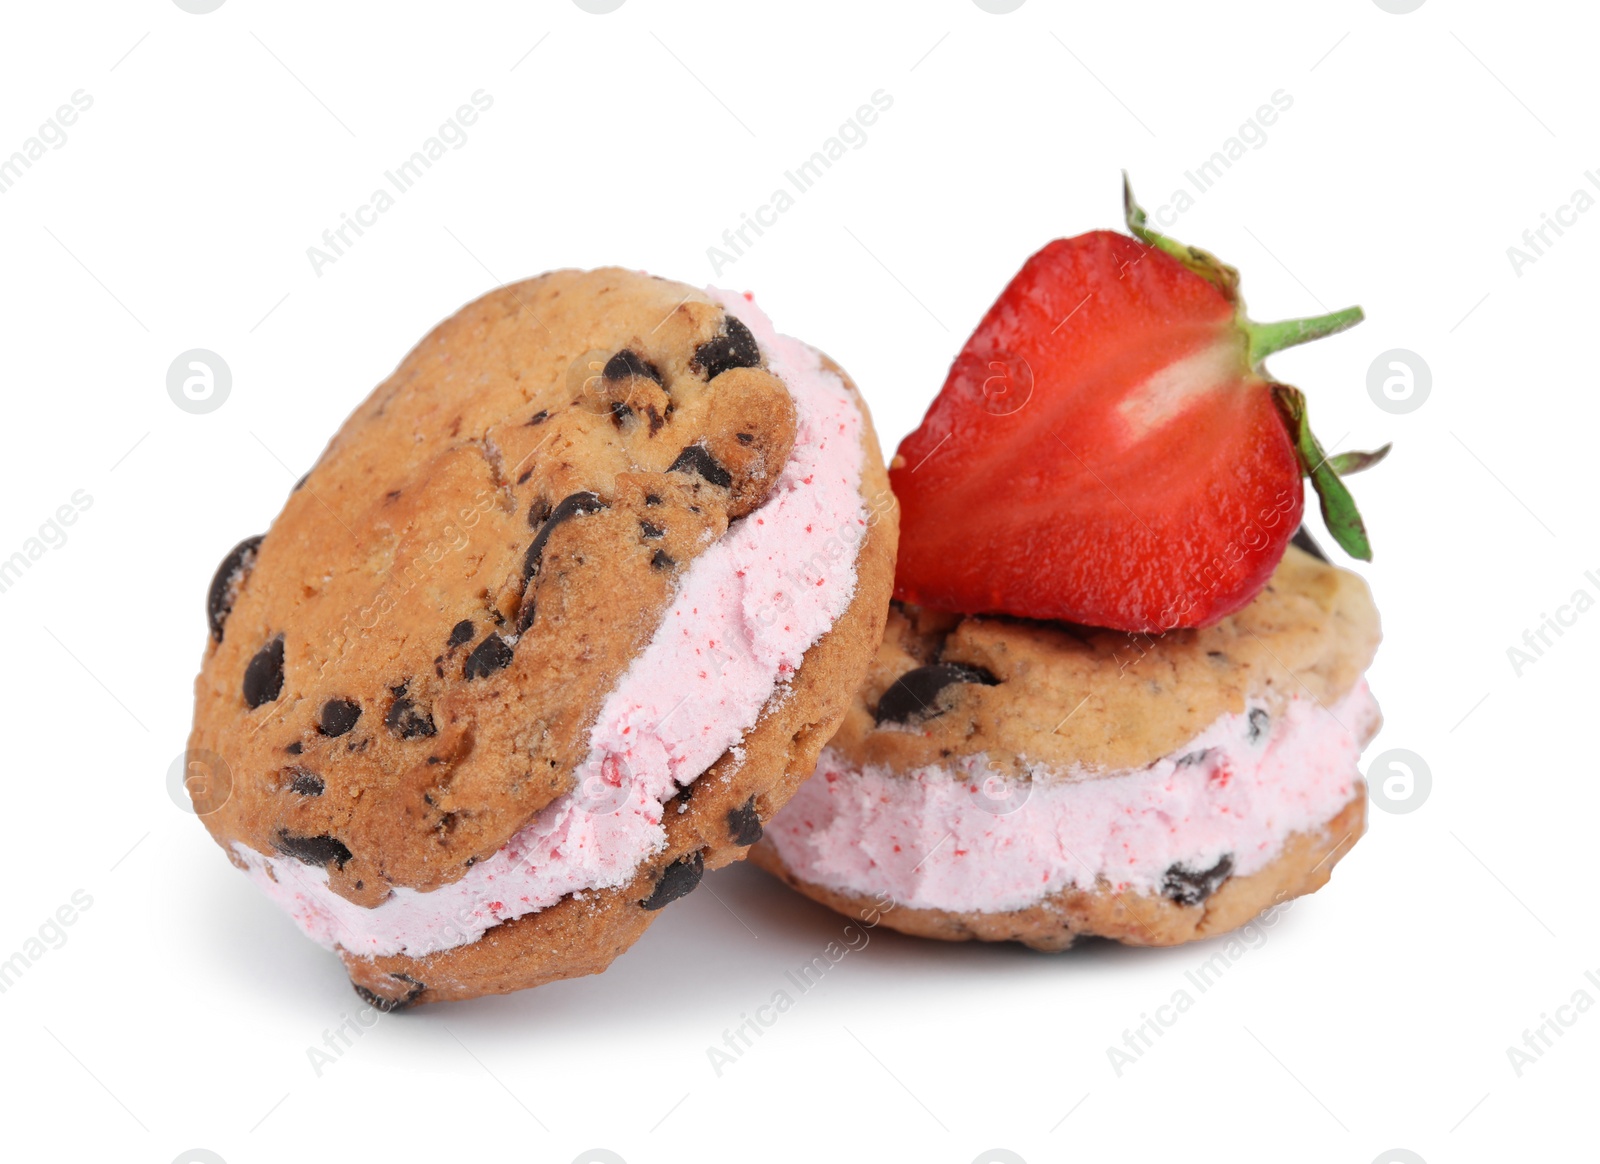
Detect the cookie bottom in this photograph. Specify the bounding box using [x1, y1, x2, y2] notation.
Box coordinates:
[750, 790, 1366, 951]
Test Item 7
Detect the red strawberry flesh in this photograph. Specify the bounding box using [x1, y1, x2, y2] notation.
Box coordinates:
[890, 231, 1305, 632]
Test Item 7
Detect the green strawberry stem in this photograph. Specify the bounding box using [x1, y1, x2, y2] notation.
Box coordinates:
[1243, 307, 1365, 368]
[1122, 173, 1384, 562]
[1270, 384, 1373, 561]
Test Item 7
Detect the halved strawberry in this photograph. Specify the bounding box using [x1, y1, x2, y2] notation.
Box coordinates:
[890, 178, 1385, 633]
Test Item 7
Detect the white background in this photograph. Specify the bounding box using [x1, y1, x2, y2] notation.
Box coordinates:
[0, 1, 1594, 1162]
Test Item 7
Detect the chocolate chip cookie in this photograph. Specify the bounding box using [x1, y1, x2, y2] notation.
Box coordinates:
[752, 545, 1380, 950]
[187, 269, 897, 1004]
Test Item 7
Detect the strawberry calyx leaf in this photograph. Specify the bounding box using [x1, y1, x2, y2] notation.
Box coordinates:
[1122, 172, 1241, 302]
[1123, 173, 1383, 562]
[1123, 175, 1364, 366]
[1327, 443, 1391, 476]
[1269, 383, 1374, 561]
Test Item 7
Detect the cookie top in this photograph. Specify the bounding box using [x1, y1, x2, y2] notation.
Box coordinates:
[828, 545, 1380, 779]
[191, 270, 825, 907]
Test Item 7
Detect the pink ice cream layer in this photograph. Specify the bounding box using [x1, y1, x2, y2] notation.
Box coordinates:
[765, 682, 1380, 914]
[233, 288, 869, 958]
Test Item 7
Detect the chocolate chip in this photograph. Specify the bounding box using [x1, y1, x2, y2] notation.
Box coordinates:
[356, 989, 418, 1012]
[668, 444, 733, 488]
[448, 619, 475, 648]
[1247, 708, 1270, 744]
[463, 635, 514, 680]
[691, 315, 761, 379]
[1162, 854, 1234, 906]
[727, 797, 763, 846]
[644, 493, 663, 506]
[527, 409, 550, 426]
[1174, 749, 1211, 768]
[242, 635, 285, 709]
[527, 499, 553, 528]
[276, 829, 352, 870]
[287, 767, 324, 796]
[639, 520, 664, 539]
[207, 535, 264, 642]
[874, 663, 999, 726]
[1290, 525, 1328, 562]
[736, 432, 754, 444]
[523, 491, 608, 581]
[352, 974, 424, 1013]
[641, 850, 704, 910]
[385, 685, 436, 739]
[517, 599, 537, 634]
[319, 699, 362, 737]
[608, 400, 633, 427]
[603, 349, 662, 384]
[650, 549, 675, 570]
